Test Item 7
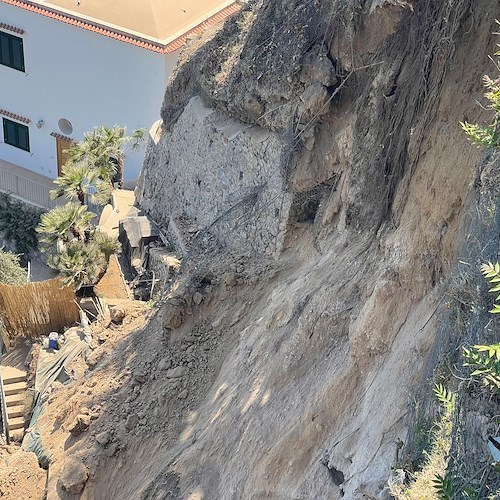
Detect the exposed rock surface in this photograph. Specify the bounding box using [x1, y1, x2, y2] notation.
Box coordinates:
[133, 0, 500, 497]
[21, 1, 500, 500]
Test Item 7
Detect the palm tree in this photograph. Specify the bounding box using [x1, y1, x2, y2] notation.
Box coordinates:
[36, 202, 95, 246]
[91, 231, 121, 262]
[65, 125, 145, 188]
[47, 239, 106, 289]
[50, 163, 112, 206]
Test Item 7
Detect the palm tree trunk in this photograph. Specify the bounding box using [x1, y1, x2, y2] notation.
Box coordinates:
[77, 188, 85, 205]
[118, 158, 124, 189]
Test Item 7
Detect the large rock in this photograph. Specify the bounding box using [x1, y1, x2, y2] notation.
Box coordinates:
[300, 46, 338, 87]
[109, 306, 126, 323]
[68, 414, 91, 436]
[125, 413, 139, 431]
[59, 457, 89, 494]
[96, 431, 110, 446]
[165, 366, 187, 379]
[298, 83, 330, 123]
[163, 305, 185, 330]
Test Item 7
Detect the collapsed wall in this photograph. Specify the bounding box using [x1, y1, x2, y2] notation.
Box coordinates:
[41, 0, 500, 499]
[139, 97, 291, 256]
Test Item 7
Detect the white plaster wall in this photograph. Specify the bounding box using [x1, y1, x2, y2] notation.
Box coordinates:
[0, 3, 178, 180]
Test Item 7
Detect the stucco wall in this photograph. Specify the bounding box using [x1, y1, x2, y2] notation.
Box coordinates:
[0, 3, 178, 180]
[138, 97, 291, 255]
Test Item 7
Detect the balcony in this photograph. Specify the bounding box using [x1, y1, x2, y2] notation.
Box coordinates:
[0, 159, 59, 209]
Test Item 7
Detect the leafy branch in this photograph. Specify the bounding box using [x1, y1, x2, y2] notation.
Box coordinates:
[480, 262, 500, 313]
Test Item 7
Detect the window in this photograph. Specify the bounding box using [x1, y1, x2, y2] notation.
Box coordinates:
[0, 32, 24, 72]
[3, 118, 30, 151]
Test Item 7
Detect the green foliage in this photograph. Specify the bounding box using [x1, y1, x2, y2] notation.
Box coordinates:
[430, 386, 457, 500]
[460, 52, 500, 149]
[51, 163, 112, 206]
[90, 231, 121, 262]
[37, 124, 137, 289]
[461, 263, 500, 391]
[36, 205, 120, 289]
[0, 193, 43, 257]
[432, 474, 457, 500]
[463, 344, 500, 390]
[0, 248, 27, 285]
[433, 384, 456, 412]
[47, 240, 106, 289]
[36, 202, 95, 246]
[480, 262, 500, 313]
[64, 125, 145, 185]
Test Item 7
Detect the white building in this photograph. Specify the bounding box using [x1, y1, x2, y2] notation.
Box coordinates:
[0, 0, 238, 205]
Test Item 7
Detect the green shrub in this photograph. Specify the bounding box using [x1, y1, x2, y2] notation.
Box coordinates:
[0, 249, 27, 285]
[0, 193, 43, 257]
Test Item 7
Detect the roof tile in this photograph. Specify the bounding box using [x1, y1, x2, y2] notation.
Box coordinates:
[0, 0, 240, 53]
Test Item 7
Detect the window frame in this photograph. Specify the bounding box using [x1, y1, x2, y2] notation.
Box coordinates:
[3, 118, 30, 152]
[0, 31, 25, 72]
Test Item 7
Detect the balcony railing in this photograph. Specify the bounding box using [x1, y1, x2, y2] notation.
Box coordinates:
[0, 161, 60, 209]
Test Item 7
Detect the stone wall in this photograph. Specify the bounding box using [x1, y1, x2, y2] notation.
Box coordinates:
[137, 97, 292, 256]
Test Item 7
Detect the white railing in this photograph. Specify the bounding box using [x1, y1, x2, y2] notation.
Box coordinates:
[0, 167, 59, 209]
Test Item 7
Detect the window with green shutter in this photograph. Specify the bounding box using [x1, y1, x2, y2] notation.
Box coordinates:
[0, 32, 25, 72]
[3, 118, 30, 151]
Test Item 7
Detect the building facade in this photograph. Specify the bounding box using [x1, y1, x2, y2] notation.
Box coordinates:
[0, 0, 238, 199]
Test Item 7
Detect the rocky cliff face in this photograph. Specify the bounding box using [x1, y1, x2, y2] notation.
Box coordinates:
[91, 0, 500, 498]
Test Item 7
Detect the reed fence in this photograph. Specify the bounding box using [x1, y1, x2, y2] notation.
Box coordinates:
[0, 278, 78, 349]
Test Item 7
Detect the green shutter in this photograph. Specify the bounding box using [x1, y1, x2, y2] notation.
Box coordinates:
[11, 38, 24, 72]
[3, 118, 30, 152]
[0, 33, 10, 66]
[0, 32, 25, 72]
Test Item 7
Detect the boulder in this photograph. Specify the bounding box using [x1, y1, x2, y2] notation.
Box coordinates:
[158, 358, 172, 370]
[298, 83, 330, 123]
[300, 47, 338, 87]
[133, 370, 147, 383]
[59, 457, 89, 494]
[193, 292, 203, 305]
[109, 306, 126, 323]
[163, 305, 185, 329]
[68, 414, 91, 436]
[96, 431, 110, 446]
[125, 413, 139, 431]
[165, 366, 187, 379]
[223, 272, 238, 286]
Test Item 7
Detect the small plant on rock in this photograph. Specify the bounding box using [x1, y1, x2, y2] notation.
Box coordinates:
[460, 263, 500, 392]
[460, 28, 500, 150]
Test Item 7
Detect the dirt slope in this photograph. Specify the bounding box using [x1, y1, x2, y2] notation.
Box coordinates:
[11, 0, 500, 499]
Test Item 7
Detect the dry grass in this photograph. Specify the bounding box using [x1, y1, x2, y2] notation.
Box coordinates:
[390, 407, 454, 499]
[0, 278, 79, 348]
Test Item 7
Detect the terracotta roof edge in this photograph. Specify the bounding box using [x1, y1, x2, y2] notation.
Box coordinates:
[0, 108, 31, 124]
[0, 0, 240, 53]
